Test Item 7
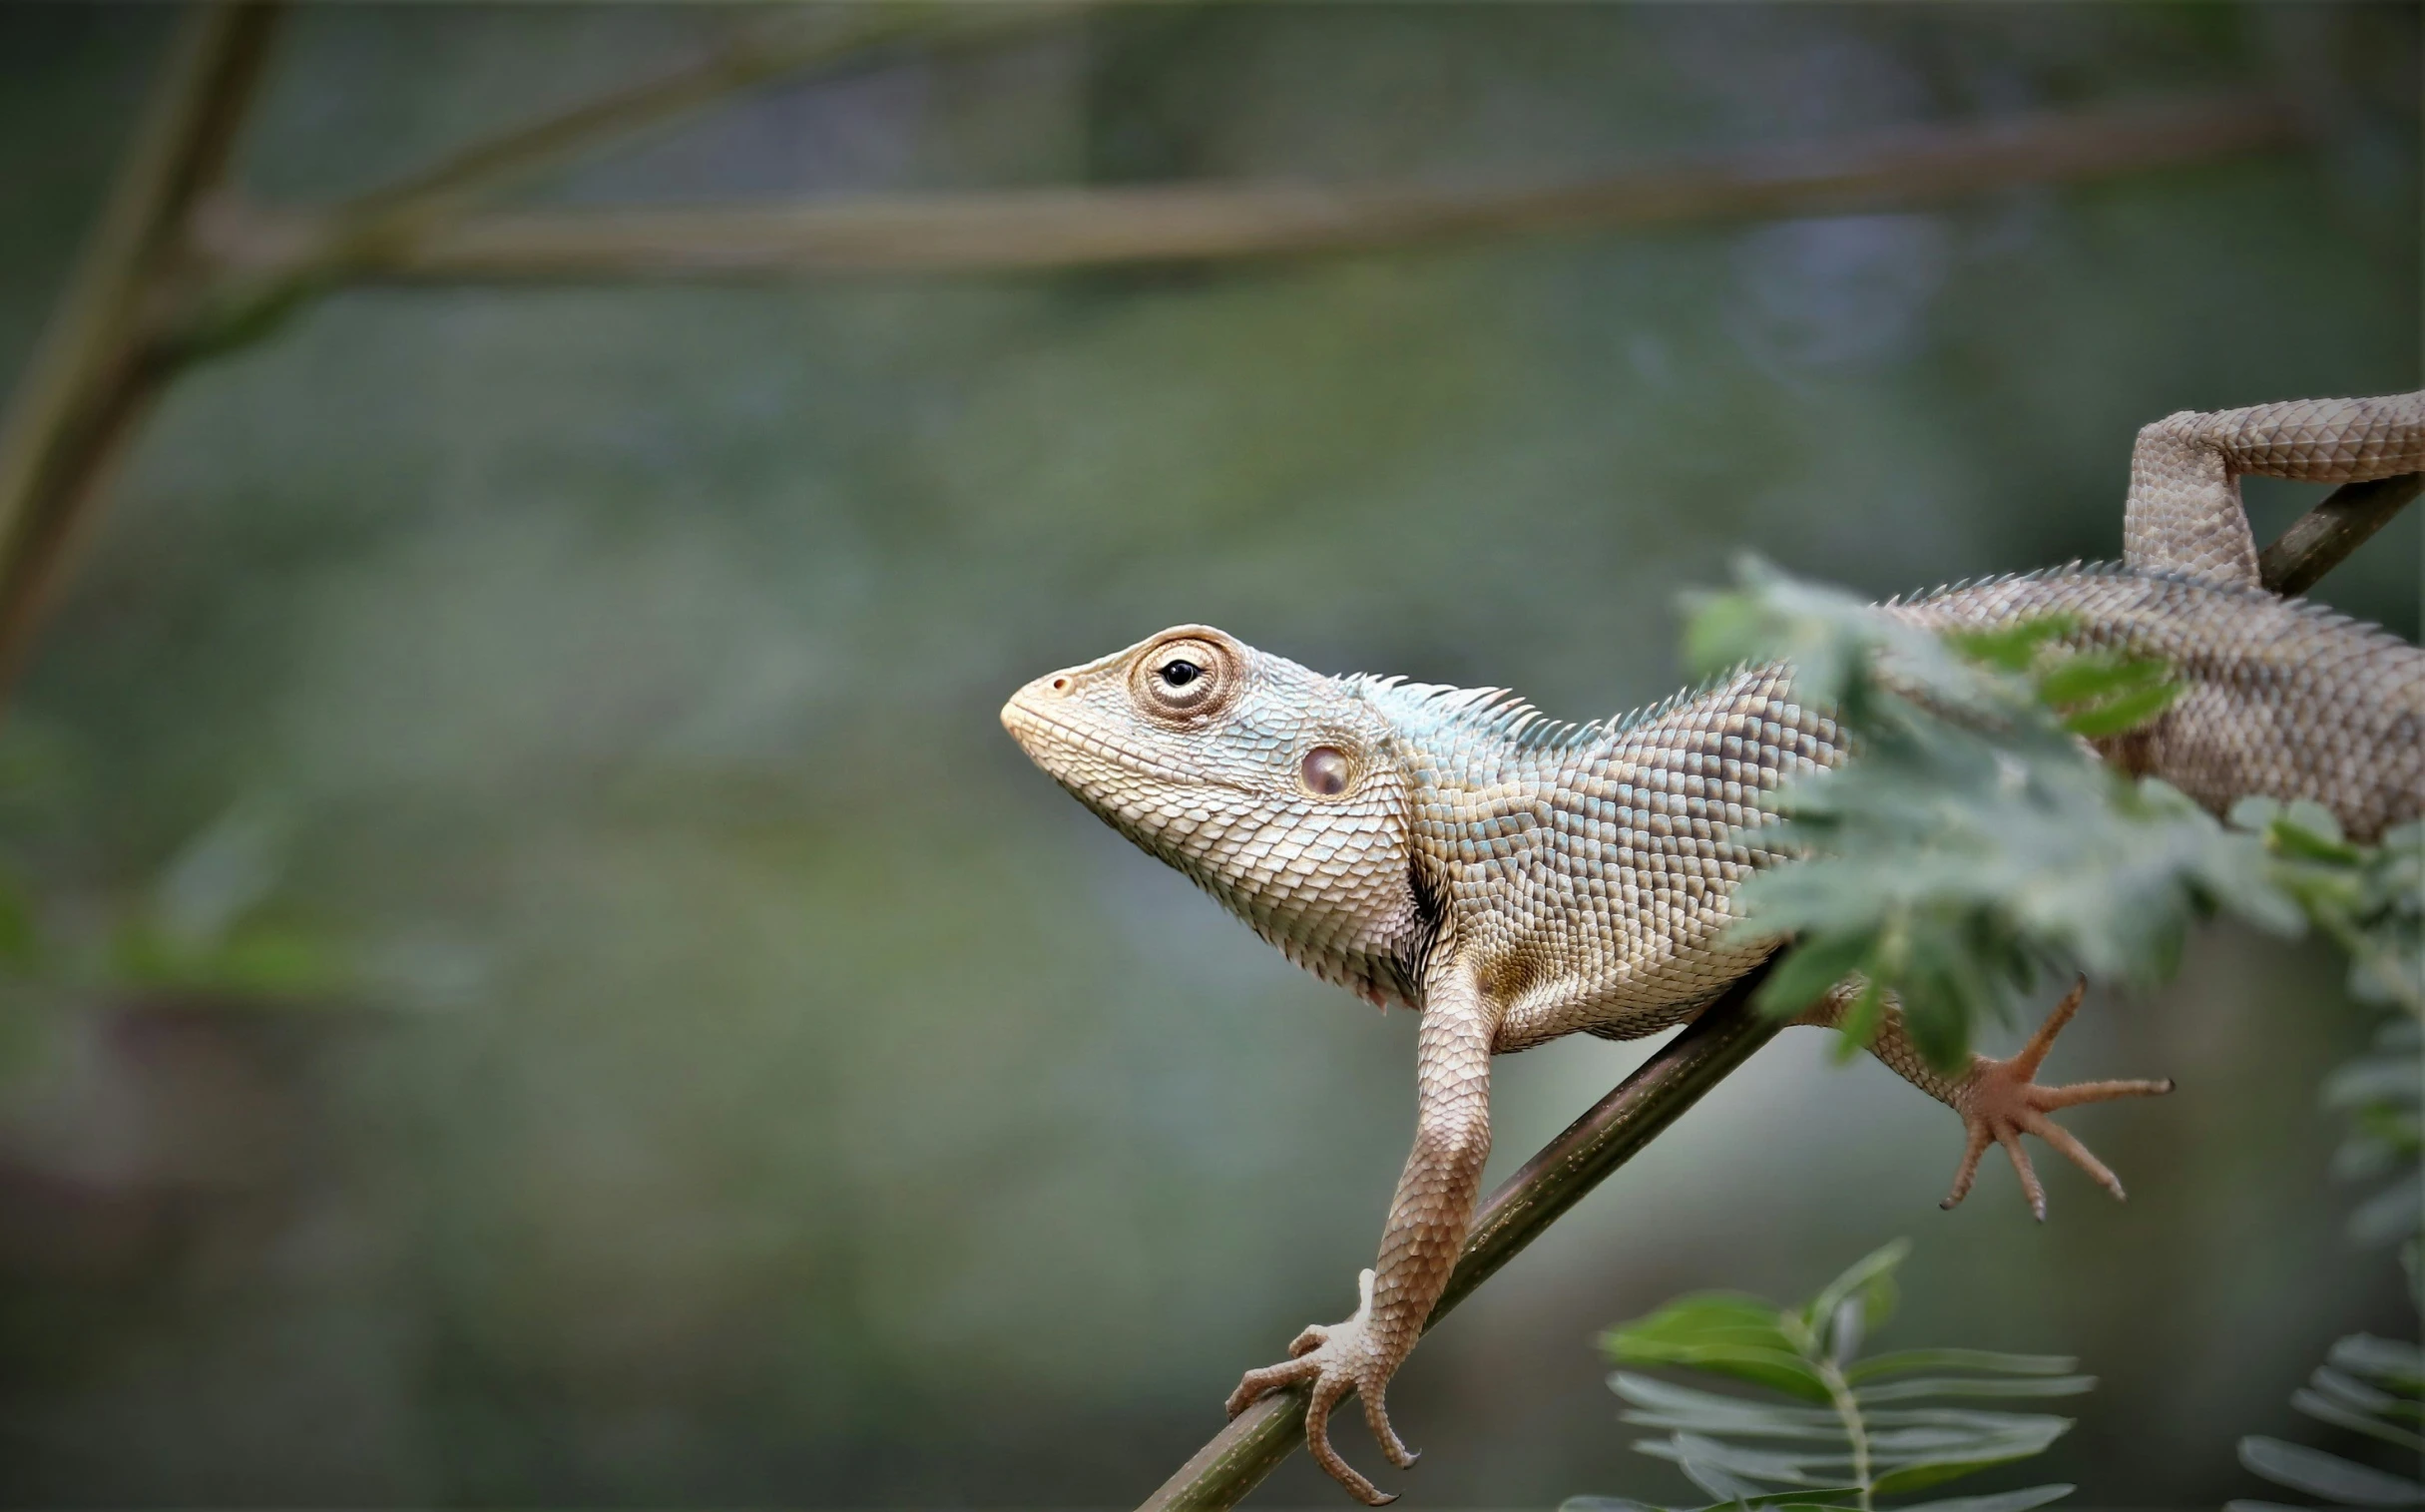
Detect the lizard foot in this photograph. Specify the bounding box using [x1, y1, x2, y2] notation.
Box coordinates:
[1942, 979, 2174, 1221]
[1224, 1268, 1415, 1505]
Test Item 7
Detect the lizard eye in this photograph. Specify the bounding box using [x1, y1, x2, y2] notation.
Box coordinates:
[1299, 746, 1353, 797]
[1134, 634, 1234, 718]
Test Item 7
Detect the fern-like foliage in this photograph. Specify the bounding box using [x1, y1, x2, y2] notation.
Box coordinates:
[2322, 1014, 2423, 1253]
[1565, 1240, 2092, 1512]
[2230, 1332, 2424, 1512]
[2229, 911, 2421, 1512]
[2234, 802, 2424, 1020]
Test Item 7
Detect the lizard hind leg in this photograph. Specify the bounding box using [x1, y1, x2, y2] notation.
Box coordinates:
[1939, 979, 2176, 1222]
[2124, 391, 2425, 587]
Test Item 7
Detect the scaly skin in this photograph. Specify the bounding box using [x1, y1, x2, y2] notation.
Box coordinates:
[1001, 391, 2425, 1504]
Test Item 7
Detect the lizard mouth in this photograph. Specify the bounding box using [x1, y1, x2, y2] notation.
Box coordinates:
[1001, 683, 1195, 788]
[1000, 681, 1267, 797]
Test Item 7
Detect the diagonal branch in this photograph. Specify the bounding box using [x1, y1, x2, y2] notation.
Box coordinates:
[318, 3, 1093, 256]
[0, 1, 283, 690]
[1133, 503, 2396, 1511]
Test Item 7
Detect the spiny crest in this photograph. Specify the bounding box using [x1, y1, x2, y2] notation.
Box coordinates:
[1348, 665, 1776, 756]
[1884, 559, 2105, 607]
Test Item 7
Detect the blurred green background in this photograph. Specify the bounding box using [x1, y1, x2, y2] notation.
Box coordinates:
[1, 5, 2417, 1507]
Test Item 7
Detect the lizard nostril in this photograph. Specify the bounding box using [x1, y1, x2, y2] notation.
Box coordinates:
[1050, 676, 1072, 694]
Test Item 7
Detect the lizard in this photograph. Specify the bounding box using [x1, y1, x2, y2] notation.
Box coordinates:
[999, 391, 2425, 1504]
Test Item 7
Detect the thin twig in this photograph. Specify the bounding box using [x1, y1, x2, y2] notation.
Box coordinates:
[203, 91, 2305, 280]
[1137, 965, 1785, 1512]
[2258, 473, 2423, 596]
[323, 4, 1091, 252]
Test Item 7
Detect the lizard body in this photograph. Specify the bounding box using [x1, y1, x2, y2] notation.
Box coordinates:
[1001, 392, 2425, 1503]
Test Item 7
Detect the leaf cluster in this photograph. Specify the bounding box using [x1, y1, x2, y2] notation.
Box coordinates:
[2317, 1014, 2423, 1253]
[2234, 801, 2424, 1017]
[2232, 1333, 2424, 1512]
[1566, 1240, 2091, 1512]
[2221, 800, 2422, 1511]
[1681, 558, 2401, 1073]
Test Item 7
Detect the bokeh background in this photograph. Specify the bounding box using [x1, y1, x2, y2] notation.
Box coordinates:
[2, 5, 2418, 1507]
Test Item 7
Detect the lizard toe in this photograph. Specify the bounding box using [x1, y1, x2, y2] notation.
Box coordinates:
[1305, 1370, 1392, 1506]
[1362, 1381, 1419, 1470]
[1226, 1356, 1318, 1419]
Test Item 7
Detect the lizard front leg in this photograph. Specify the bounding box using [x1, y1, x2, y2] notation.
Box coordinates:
[2124, 390, 2425, 586]
[1800, 979, 2173, 1220]
[1226, 957, 1498, 1505]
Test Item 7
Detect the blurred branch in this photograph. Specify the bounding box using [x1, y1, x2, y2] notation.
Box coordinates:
[0, 2, 282, 692]
[332, 5, 1087, 233]
[1137, 964, 1785, 1512]
[210, 92, 2306, 279]
[2259, 473, 2423, 596]
[0, 2, 1091, 703]
[167, 2, 1094, 359]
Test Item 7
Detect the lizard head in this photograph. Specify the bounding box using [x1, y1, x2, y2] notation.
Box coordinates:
[1002, 625, 1433, 1006]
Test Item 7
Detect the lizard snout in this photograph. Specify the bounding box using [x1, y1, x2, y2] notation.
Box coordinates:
[999, 669, 1080, 751]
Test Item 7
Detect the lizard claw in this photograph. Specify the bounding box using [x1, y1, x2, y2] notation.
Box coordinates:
[1941, 979, 2175, 1221]
[1225, 1268, 1410, 1505]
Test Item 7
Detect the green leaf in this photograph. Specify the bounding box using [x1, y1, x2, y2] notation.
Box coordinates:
[1754, 932, 1874, 1021]
[1612, 1374, 1845, 1434]
[1895, 1486, 2074, 1512]
[2059, 679, 2182, 739]
[1854, 1376, 2096, 1403]
[2290, 1386, 2425, 1453]
[1802, 1239, 1909, 1342]
[1642, 1431, 1840, 1490]
[2330, 1335, 2425, 1390]
[2349, 1183, 2424, 1249]
[1944, 617, 2079, 673]
[2032, 650, 2158, 707]
[1870, 1441, 2065, 1497]
[2237, 1436, 2425, 1505]
[1847, 1350, 2079, 1382]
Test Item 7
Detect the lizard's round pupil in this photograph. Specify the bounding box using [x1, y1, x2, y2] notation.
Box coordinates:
[1160, 660, 1202, 687]
[1300, 746, 1351, 797]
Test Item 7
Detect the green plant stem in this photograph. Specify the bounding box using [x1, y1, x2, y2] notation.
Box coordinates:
[1826, 1359, 1876, 1511]
[1782, 1304, 1876, 1509]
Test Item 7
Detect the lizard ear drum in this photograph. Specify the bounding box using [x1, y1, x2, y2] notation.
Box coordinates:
[1299, 746, 1353, 797]
[1133, 634, 1238, 721]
